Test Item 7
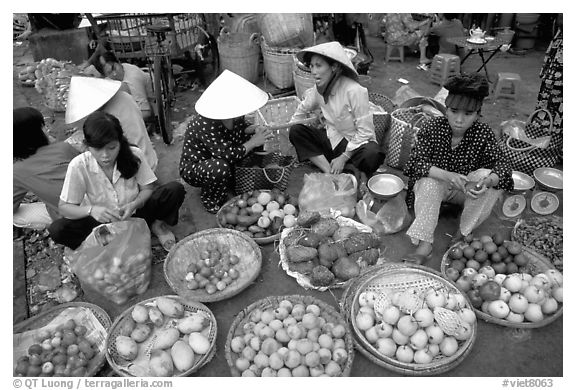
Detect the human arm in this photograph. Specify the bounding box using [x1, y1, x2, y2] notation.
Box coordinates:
[290, 88, 320, 123]
[343, 86, 376, 153]
[118, 182, 154, 220]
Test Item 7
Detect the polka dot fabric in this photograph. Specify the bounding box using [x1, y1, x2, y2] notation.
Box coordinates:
[404, 116, 514, 206]
[179, 115, 251, 212]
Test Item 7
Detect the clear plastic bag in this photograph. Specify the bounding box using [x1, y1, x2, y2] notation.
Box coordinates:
[69, 218, 152, 305]
[356, 191, 412, 235]
[298, 173, 357, 218]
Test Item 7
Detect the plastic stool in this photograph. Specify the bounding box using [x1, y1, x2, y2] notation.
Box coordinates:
[493, 72, 522, 101]
[428, 54, 460, 85]
[385, 44, 404, 63]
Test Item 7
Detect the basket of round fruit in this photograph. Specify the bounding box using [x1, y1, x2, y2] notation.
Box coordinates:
[106, 295, 217, 377]
[164, 228, 262, 302]
[13, 302, 112, 377]
[441, 232, 563, 328]
[225, 294, 355, 377]
[217, 189, 299, 245]
[339, 263, 477, 376]
[512, 215, 562, 272]
[278, 209, 384, 291]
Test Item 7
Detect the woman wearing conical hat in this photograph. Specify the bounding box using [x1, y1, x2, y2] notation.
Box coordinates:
[289, 41, 384, 178]
[179, 70, 273, 213]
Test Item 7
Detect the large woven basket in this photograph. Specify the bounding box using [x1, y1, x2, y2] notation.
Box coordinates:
[224, 294, 355, 376]
[293, 69, 315, 99]
[256, 96, 318, 156]
[257, 13, 314, 48]
[512, 215, 563, 272]
[235, 152, 296, 194]
[13, 302, 112, 376]
[441, 241, 563, 329]
[105, 295, 217, 377]
[369, 92, 396, 148]
[217, 27, 260, 84]
[164, 228, 262, 302]
[340, 264, 477, 376]
[385, 107, 430, 170]
[261, 38, 300, 89]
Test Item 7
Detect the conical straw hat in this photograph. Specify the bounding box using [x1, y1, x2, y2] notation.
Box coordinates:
[195, 70, 269, 120]
[65, 76, 122, 124]
[296, 41, 359, 80]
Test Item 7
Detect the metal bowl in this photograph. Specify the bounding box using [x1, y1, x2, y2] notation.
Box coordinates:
[533, 167, 563, 191]
[512, 170, 535, 192]
[367, 174, 405, 200]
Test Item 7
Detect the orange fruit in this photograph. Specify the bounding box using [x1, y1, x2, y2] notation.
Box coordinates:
[463, 246, 476, 259]
[470, 240, 483, 250]
[492, 232, 505, 246]
[474, 250, 488, 263]
[479, 235, 493, 244]
[450, 259, 466, 272]
[506, 241, 522, 255]
[449, 247, 464, 260]
[483, 242, 498, 255]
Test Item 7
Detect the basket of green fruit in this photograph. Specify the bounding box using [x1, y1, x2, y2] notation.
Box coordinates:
[217, 189, 299, 245]
[340, 264, 478, 376]
[225, 294, 354, 377]
[164, 228, 262, 302]
[105, 295, 217, 377]
[440, 232, 563, 329]
[13, 302, 111, 377]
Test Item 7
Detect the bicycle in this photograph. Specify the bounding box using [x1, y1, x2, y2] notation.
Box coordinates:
[145, 22, 176, 144]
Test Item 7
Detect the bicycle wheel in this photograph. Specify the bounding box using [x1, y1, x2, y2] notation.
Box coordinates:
[153, 56, 174, 144]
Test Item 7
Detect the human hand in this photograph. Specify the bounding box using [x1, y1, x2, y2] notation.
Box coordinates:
[330, 155, 348, 174]
[250, 127, 273, 148]
[119, 201, 138, 220]
[444, 171, 468, 192]
[90, 205, 121, 224]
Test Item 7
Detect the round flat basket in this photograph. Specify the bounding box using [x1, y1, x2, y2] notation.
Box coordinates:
[216, 191, 282, 245]
[278, 212, 383, 291]
[105, 295, 217, 377]
[341, 264, 477, 376]
[441, 241, 563, 328]
[13, 302, 112, 376]
[512, 215, 563, 271]
[164, 228, 262, 302]
[224, 294, 355, 377]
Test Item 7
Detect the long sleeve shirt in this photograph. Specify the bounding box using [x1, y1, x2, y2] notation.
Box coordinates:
[404, 116, 514, 192]
[291, 76, 376, 153]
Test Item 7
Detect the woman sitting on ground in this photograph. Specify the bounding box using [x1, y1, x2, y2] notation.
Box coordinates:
[289, 41, 384, 180]
[49, 111, 185, 251]
[402, 73, 513, 264]
[179, 70, 273, 213]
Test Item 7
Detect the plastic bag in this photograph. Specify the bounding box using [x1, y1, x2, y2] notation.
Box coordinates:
[298, 173, 357, 218]
[501, 118, 551, 149]
[356, 191, 412, 235]
[69, 218, 152, 305]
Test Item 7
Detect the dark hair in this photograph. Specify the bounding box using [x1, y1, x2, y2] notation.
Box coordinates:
[83, 112, 140, 179]
[444, 73, 489, 99]
[13, 107, 49, 159]
[443, 14, 459, 21]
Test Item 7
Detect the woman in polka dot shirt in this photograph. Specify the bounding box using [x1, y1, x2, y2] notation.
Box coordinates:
[403, 73, 513, 264]
[179, 70, 273, 213]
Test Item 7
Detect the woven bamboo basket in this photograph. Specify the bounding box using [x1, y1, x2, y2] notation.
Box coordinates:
[217, 190, 295, 245]
[261, 38, 300, 89]
[257, 13, 314, 48]
[217, 27, 260, 84]
[512, 215, 563, 272]
[441, 241, 563, 328]
[164, 228, 262, 302]
[13, 302, 112, 376]
[293, 69, 315, 99]
[340, 264, 478, 376]
[368, 92, 396, 148]
[105, 295, 217, 377]
[224, 294, 354, 376]
[256, 96, 318, 156]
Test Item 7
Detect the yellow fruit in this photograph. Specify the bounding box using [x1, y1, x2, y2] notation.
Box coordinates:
[257, 192, 272, 206]
[251, 203, 264, 214]
[266, 201, 280, 212]
[283, 204, 297, 215]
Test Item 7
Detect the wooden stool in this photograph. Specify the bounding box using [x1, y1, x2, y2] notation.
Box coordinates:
[428, 54, 460, 85]
[493, 72, 522, 101]
[385, 44, 405, 63]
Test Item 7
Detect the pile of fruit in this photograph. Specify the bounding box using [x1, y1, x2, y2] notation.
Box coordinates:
[34, 58, 79, 111]
[354, 288, 475, 365]
[281, 210, 381, 288]
[112, 297, 213, 376]
[17, 63, 38, 86]
[444, 233, 563, 324]
[514, 216, 563, 271]
[181, 239, 242, 295]
[228, 299, 351, 377]
[14, 319, 101, 377]
[218, 189, 299, 239]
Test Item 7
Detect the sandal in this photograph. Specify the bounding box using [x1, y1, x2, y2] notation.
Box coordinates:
[416, 63, 429, 71]
[151, 221, 176, 251]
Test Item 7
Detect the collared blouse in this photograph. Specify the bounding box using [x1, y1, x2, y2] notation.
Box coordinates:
[60, 147, 156, 210]
[291, 76, 376, 153]
[404, 116, 514, 192]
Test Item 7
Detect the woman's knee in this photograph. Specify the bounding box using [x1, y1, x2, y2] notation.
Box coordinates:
[288, 124, 308, 142]
[47, 219, 67, 245]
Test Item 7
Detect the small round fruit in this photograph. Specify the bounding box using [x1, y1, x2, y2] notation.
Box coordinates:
[449, 247, 464, 260]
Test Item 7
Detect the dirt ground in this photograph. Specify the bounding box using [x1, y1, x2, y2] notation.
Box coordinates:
[12, 29, 563, 378]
